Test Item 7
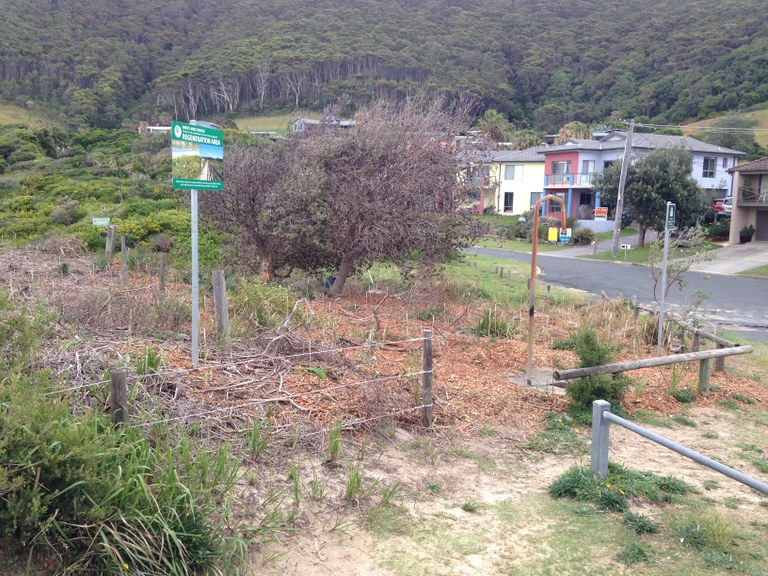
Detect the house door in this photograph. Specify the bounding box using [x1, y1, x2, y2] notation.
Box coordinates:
[756, 211, 768, 241]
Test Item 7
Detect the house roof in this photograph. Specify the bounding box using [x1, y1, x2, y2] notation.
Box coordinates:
[541, 131, 745, 156]
[455, 149, 497, 164]
[492, 145, 548, 163]
[728, 156, 768, 173]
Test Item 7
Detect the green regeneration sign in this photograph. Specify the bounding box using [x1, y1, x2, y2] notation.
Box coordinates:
[171, 121, 224, 191]
[666, 202, 676, 230]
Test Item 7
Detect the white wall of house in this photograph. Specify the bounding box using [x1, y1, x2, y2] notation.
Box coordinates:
[691, 153, 740, 194]
[495, 161, 545, 215]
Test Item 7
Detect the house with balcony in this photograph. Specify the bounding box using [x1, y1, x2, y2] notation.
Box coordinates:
[491, 146, 547, 215]
[539, 131, 744, 230]
[727, 157, 768, 243]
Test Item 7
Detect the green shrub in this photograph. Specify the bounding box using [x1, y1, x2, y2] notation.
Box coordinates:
[670, 389, 696, 403]
[49, 197, 85, 225]
[229, 278, 303, 332]
[571, 228, 596, 245]
[567, 374, 631, 409]
[566, 327, 628, 408]
[573, 327, 614, 367]
[706, 218, 730, 240]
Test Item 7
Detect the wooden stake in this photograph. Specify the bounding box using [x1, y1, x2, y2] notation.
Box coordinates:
[110, 369, 128, 426]
[212, 269, 230, 342]
[105, 224, 117, 261]
[422, 329, 433, 427]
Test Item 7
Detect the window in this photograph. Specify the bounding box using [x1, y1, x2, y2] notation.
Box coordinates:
[503, 192, 514, 212]
[603, 160, 614, 169]
[703, 157, 716, 178]
[550, 161, 571, 185]
[530, 192, 542, 208]
[723, 157, 729, 169]
[582, 160, 595, 174]
[504, 165, 523, 180]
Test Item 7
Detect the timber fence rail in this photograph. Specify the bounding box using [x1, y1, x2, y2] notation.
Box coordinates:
[592, 400, 768, 495]
[634, 303, 740, 372]
[553, 345, 753, 397]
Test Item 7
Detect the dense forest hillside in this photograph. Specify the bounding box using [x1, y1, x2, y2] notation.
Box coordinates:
[1, 0, 767, 129]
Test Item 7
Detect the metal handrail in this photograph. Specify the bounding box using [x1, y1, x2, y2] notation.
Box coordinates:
[592, 400, 768, 495]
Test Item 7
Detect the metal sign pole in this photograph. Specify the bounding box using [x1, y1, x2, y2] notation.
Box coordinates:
[191, 188, 199, 369]
[171, 120, 223, 370]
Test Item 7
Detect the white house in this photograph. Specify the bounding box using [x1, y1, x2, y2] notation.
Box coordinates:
[491, 145, 547, 215]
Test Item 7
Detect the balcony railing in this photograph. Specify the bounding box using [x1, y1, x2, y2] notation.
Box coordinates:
[740, 186, 768, 204]
[544, 172, 597, 187]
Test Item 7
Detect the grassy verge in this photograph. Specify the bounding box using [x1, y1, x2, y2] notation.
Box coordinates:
[585, 241, 720, 263]
[474, 236, 569, 252]
[739, 264, 768, 278]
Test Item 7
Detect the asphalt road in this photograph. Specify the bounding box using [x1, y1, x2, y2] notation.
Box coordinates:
[471, 246, 768, 344]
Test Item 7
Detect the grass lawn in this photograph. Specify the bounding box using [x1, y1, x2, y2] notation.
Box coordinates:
[683, 106, 768, 147]
[739, 264, 768, 278]
[235, 111, 320, 133]
[595, 227, 637, 241]
[475, 236, 570, 252]
[585, 240, 721, 264]
[0, 102, 51, 126]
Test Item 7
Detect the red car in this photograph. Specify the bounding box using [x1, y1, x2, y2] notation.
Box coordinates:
[712, 197, 732, 215]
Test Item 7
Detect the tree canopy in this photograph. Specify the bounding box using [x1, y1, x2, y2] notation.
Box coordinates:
[203, 99, 481, 293]
[597, 147, 703, 246]
[1, 0, 767, 129]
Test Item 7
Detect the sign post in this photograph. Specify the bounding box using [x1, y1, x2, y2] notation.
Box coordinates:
[172, 121, 224, 369]
[657, 202, 675, 355]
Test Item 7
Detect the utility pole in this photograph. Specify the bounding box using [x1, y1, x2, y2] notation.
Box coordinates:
[611, 119, 635, 258]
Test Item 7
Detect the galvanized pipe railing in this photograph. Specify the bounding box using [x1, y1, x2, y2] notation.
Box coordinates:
[592, 400, 768, 495]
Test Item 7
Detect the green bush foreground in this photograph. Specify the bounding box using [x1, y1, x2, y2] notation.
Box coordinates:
[0, 292, 246, 575]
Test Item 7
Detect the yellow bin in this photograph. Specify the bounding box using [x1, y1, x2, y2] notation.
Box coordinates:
[548, 227, 559, 242]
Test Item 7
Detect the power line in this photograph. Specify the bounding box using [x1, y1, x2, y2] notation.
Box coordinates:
[629, 121, 768, 134]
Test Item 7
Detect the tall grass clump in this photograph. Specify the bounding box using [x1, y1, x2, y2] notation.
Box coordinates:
[472, 308, 516, 338]
[0, 291, 247, 574]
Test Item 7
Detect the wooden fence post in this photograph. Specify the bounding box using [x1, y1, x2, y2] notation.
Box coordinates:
[422, 329, 433, 427]
[120, 235, 128, 282]
[698, 358, 711, 397]
[104, 224, 117, 261]
[715, 343, 726, 372]
[692, 332, 701, 352]
[212, 269, 230, 342]
[109, 368, 129, 426]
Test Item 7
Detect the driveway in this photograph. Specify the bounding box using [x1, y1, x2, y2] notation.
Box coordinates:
[690, 241, 768, 274]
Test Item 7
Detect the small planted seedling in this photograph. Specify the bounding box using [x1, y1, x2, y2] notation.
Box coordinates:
[345, 465, 363, 502]
[327, 421, 342, 465]
[248, 417, 272, 459]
